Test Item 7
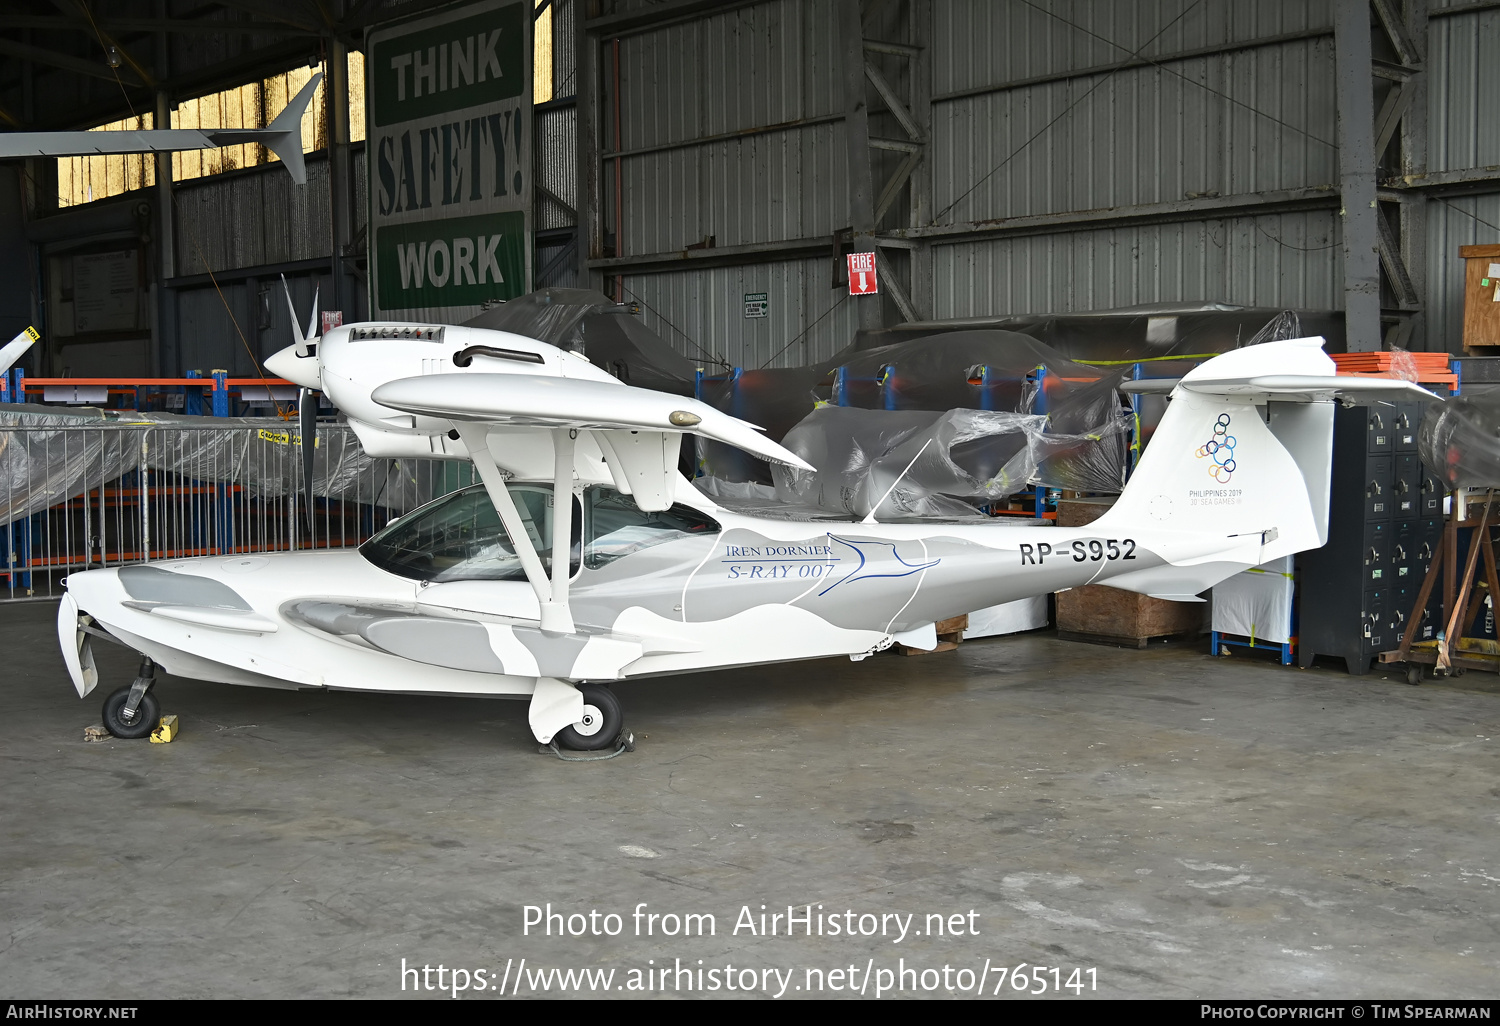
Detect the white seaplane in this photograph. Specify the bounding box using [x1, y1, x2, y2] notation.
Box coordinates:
[56, 314, 1435, 751]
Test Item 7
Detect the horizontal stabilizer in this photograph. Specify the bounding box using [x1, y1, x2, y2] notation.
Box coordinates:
[1183, 374, 1440, 401]
[1123, 374, 1441, 402]
[372, 373, 815, 470]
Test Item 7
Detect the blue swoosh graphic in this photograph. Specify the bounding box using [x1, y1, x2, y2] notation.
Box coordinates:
[817, 535, 940, 597]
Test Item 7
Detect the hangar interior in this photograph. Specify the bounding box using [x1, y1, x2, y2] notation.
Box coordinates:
[3, 0, 1499, 376]
[2, 0, 1499, 1002]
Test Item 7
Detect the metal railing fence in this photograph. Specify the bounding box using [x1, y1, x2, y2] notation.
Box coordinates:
[0, 422, 476, 601]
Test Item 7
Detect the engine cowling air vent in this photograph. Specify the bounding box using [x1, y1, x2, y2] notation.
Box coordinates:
[350, 325, 446, 342]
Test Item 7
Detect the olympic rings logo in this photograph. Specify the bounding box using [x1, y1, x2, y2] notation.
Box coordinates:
[1195, 413, 1237, 483]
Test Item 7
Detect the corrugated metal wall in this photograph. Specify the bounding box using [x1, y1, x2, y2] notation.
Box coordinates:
[174, 271, 335, 376]
[615, 0, 847, 255]
[607, 0, 1386, 368]
[1425, 3, 1500, 351]
[171, 149, 371, 276]
[930, 2, 1337, 223]
[932, 209, 1343, 318]
[1428, 194, 1500, 353]
[930, 46, 1338, 223]
[1428, 4, 1500, 174]
[149, 0, 1500, 372]
[537, 105, 579, 232]
[923, 0, 1343, 329]
[624, 257, 859, 369]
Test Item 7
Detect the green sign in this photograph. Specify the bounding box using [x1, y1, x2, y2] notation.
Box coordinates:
[370, 6, 524, 127]
[374, 210, 526, 309]
[368, 0, 530, 319]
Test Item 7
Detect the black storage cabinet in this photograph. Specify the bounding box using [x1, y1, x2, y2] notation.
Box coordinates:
[1298, 401, 1442, 675]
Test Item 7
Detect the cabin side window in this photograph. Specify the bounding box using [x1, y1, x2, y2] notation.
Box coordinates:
[584, 487, 721, 570]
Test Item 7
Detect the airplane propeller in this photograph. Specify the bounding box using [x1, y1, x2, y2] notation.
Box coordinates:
[280, 275, 320, 547]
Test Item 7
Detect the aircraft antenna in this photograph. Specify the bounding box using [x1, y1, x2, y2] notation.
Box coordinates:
[861, 438, 934, 525]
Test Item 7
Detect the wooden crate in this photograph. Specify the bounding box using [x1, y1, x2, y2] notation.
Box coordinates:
[1054, 498, 1205, 648]
[1461, 244, 1500, 350]
[897, 614, 968, 656]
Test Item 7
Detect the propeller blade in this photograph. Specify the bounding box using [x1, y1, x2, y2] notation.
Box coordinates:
[305, 285, 319, 342]
[280, 274, 304, 352]
[299, 387, 318, 546]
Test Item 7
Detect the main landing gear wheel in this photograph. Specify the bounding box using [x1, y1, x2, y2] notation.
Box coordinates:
[554, 683, 623, 752]
[102, 685, 160, 739]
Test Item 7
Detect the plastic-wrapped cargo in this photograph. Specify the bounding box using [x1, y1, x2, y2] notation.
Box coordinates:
[698, 329, 1133, 494]
[1420, 393, 1500, 489]
[771, 406, 1050, 519]
[1210, 556, 1294, 644]
[0, 405, 432, 526]
[850, 303, 1344, 364]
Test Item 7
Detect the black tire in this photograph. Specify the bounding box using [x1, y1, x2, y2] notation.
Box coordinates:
[554, 683, 623, 752]
[101, 686, 160, 740]
[1406, 663, 1424, 686]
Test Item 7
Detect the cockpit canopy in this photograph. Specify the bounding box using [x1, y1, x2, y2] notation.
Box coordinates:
[359, 484, 720, 584]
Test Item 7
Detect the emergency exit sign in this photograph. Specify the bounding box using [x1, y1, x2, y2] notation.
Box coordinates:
[848, 251, 878, 295]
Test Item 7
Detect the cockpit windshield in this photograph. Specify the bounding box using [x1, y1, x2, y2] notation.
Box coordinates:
[360, 484, 719, 583]
[360, 484, 579, 583]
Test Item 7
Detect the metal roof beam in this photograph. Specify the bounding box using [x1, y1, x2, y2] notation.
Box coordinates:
[585, 0, 766, 37]
[210, 0, 322, 33]
[0, 38, 146, 88]
[0, 14, 315, 36]
[46, 0, 157, 91]
[588, 189, 1342, 274]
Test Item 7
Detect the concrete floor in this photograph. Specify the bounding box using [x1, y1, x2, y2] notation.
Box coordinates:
[2, 599, 1498, 1000]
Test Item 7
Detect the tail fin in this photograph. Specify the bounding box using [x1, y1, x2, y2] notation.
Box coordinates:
[1095, 337, 1438, 600]
[262, 72, 322, 185]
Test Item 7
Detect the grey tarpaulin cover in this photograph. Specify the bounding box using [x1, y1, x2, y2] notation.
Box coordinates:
[0, 405, 430, 526]
[698, 330, 1133, 504]
[1420, 392, 1500, 489]
[463, 288, 701, 396]
[850, 304, 1343, 362]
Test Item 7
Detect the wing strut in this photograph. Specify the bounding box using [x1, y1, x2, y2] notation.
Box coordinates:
[548, 428, 577, 632]
[455, 423, 576, 633]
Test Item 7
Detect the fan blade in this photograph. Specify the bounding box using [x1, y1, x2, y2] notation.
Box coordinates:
[299, 387, 318, 545]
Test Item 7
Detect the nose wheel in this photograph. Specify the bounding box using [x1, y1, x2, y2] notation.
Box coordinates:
[101, 658, 159, 739]
[554, 683, 624, 752]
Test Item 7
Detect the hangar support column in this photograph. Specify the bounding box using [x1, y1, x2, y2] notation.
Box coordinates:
[575, 0, 603, 294]
[154, 6, 175, 377]
[1336, 0, 1383, 353]
[841, 0, 928, 331]
[328, 31, 355, 321]
[839, 0, 881, 332]
[1338, 0, 1430, 354]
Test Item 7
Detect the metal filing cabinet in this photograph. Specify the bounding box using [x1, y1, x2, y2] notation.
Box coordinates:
[1299, 402, 1442, 674]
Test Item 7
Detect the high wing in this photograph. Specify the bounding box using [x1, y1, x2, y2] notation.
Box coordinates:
[371, 372, 813, 472]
